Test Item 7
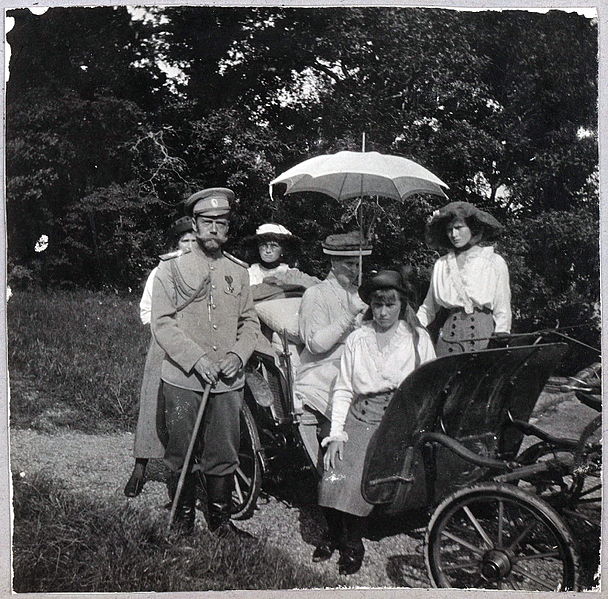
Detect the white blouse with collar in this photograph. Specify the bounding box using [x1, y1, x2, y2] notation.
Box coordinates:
[416, 245, 512, 333]
[327, 321, 436, 440]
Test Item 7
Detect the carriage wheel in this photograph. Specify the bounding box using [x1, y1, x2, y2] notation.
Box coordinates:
[231, 402, 262, 520]
[425, 483, 578, 591]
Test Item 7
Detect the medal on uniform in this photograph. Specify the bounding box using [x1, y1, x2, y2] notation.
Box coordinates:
[225, 275, 234, 293]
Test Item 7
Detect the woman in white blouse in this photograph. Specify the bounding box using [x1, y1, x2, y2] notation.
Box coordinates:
[417, 201, 511, 356]
[315, 270, 436, 575]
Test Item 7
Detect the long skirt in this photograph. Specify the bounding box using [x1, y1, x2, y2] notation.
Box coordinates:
[435, 307, 495, 357]
[318, 392, 392, 517]
[133, 337, 167, 458]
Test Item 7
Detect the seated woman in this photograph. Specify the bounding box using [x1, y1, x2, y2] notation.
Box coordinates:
[247, 223, 319, 295]
[417, 201, 512, 356]
[247, 223, 320, 374]
[315, 269, 436, 575]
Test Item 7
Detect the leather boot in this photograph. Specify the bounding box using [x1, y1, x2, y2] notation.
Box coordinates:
[312, 507, 342, 562]
[206, 474, 254, 540]
[338, 513, 365, 575]
[123, 459, 147, 498]
[169, 472, 197, 535]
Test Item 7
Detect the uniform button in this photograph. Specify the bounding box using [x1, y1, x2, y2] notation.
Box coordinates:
[452, 324, 456, 329]
[212, 304, 217, 309]
[450, 332, 455, 337]
[210, 265, 215, 270]
[383, 406, 387, 411]
[213, 324, 217, 330]
[212, 284, 216, 289]
[361, 409, 366, 415]
[212, 345, 218, 351]
[448, 348, 454, 353]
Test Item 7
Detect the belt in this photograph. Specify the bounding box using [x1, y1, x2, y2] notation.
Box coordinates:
[447, 306, 492, 316]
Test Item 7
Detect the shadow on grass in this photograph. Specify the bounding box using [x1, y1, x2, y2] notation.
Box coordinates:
[13, 471, 341, 593]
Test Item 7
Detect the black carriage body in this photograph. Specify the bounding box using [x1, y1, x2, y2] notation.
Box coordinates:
[362, 342, 569, 514]
[243, 351, 314, 479]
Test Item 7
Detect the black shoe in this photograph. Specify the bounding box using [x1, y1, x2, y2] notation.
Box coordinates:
[338, 542, 365, 575]
[206, 474, 255, 540]
[312, 540, 338, 562]
[169, 473, 197, 536]
[123, 471, 145, 498]
[210, 519, 255, 540]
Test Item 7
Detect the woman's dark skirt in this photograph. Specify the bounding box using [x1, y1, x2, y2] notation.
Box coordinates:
[318, 392, 391, 517]
[134, 337, 167, 458]
[435, 307, 494, 357]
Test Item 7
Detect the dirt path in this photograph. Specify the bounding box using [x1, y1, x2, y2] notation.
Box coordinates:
[10, 387, 600, 590]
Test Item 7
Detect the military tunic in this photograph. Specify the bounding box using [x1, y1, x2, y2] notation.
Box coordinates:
[151, 244, 260, 475]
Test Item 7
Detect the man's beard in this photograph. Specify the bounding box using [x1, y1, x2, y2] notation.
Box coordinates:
[198, 236, 225, 253]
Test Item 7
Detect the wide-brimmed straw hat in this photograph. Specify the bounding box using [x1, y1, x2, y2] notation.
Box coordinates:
[244, 223, 302, 246]
[425, 201, 503, 249]
[358, 269, 409, 305]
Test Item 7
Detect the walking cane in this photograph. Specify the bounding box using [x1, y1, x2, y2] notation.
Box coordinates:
[166, 383, 211, 533]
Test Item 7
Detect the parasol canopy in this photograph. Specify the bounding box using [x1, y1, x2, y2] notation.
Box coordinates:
[269, 150, 449, 202]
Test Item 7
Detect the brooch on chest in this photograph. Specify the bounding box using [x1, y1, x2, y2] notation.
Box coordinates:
[225, 275, 234, 293]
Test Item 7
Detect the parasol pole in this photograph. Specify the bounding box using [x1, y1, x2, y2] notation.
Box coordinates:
[358, 133, 366, 286]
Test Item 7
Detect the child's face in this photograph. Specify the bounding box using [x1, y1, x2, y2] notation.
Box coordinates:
[258, 241, 282, 264]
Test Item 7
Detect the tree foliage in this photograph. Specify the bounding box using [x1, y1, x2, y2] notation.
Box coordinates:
[6, 6, 599, 343]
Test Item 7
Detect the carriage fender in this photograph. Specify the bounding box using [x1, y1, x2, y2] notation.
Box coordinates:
[245, 370, 275, 407]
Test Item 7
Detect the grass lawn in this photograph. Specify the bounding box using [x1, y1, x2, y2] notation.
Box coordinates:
[12, 472, 339, 592]
[8, 288, 148, 433]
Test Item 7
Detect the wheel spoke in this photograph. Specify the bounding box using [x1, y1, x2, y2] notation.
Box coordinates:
[516, 551, 560, 561]
[497, 500, 504, 547]
[577, 484, 602, 498]
[507, 520, 535, 552]
[463, 505, 494, 548]
[506, 578, 518, 590]
[511, 563, 560, 591]
[235, 466, 251, 487]
[233, 475, 244, 503]
[441, 559, 480, 572]
[441, 530, 486, 556]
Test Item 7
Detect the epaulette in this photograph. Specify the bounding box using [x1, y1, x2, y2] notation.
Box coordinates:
[223, 251, 249, 268]
[159, 248, 189, 261]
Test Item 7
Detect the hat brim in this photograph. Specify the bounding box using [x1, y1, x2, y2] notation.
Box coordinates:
[244, 232, 302, 246]
[358, 272, 408, 304]
[425, 204, 503, 249]
[323, 248, 372, 257]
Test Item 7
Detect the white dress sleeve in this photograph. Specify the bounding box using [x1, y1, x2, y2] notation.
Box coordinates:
[417, 327, 437, 364]
[491, 255, 512, 333]
[139, 267, 157, 325]
[417, 263, 439, 327]
[323, 334, 357, 443]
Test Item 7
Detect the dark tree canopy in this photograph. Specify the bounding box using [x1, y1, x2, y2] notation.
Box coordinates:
[6, 6, 598, 345]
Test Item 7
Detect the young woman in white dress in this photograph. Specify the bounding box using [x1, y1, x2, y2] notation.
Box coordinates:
[315, 269, 436, 575]
[417, 201, 512, 356]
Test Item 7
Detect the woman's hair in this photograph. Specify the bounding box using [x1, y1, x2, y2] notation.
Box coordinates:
[447, 216, 484, 247]
[365, 288, 409, 320]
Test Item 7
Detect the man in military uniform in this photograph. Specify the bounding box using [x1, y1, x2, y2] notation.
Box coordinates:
[151, 187, 259, 537]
